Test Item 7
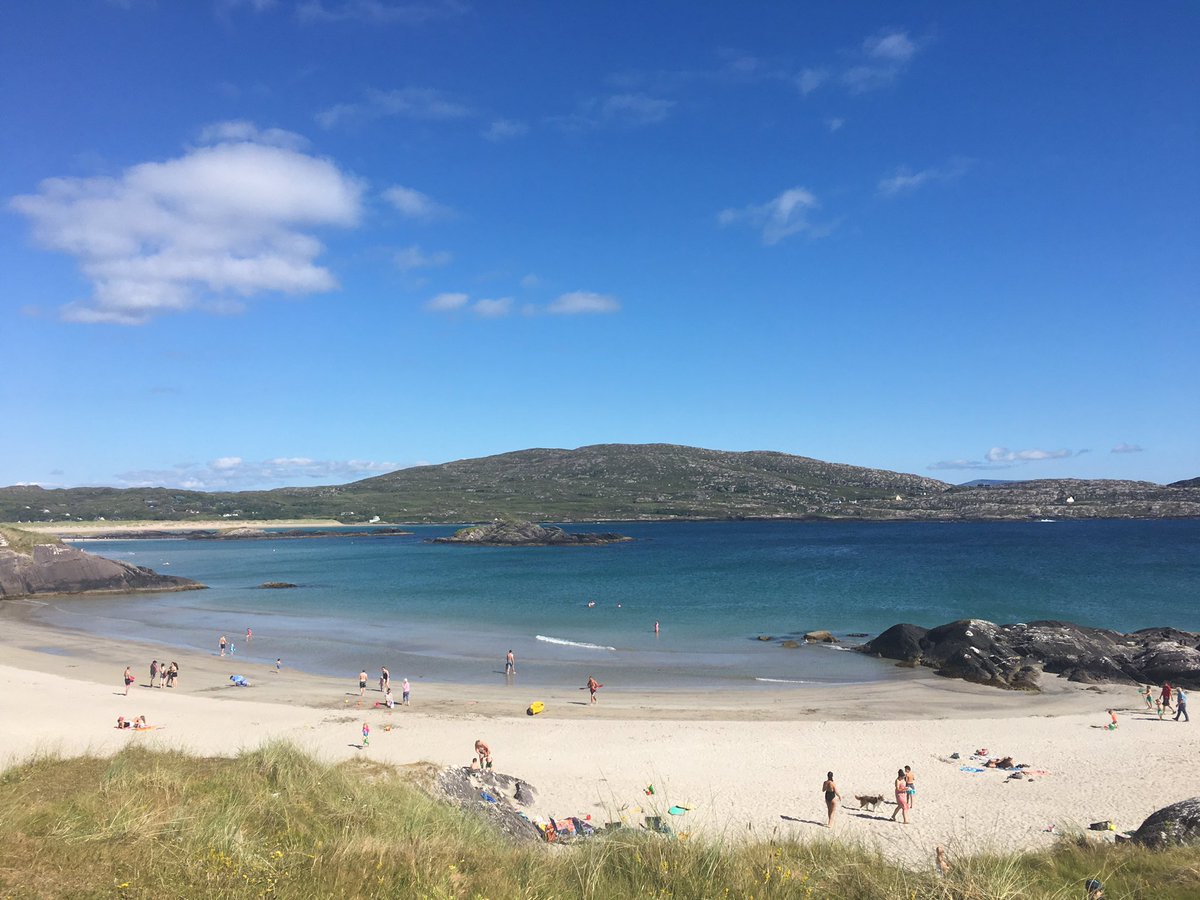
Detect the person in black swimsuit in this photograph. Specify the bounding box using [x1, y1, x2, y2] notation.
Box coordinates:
[821, 771, 841, 827]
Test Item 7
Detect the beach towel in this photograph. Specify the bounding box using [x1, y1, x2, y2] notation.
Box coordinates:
[959, 766, 985, 773]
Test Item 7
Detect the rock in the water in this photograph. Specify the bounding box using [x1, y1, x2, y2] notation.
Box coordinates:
[803, 630, 837, 643]
[756, 635, 774, 642]
[780, 640, 800, 649]
[432, 521, 631, 547]
[0, 542, 204, 599]
[861, 618, 1200, 691]
[258, 582, 298, 589]
[1131, 797, 1200, 848]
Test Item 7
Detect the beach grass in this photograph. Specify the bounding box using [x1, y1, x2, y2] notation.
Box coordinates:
[0, 525, 62, 555]
[1, 743, 1196, 899]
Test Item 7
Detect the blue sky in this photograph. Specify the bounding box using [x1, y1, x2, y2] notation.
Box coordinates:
[2, 1, 1197, 490]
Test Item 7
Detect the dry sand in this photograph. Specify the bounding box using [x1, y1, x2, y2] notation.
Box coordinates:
[1, 599, 1196, 867]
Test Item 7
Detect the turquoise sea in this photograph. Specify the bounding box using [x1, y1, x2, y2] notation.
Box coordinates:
[32, 519, 1200, 690]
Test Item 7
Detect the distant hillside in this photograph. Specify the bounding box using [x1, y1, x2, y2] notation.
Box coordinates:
[2, 444, 1198, 524]
[1170, 476, 1200, 488]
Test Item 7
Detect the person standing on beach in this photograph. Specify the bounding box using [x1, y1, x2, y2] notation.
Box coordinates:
[505, 650, 515, 675]
[246, 627, 252, 644]
[1175, 688, 1189, 722]
[123, 666, 134, 696]
[890, 769, 910, 824]
[380, 666, 390, 693]
[275, 658, 282, 672]
[358, 670, 368, 699]
[219, 635, 227, 657]
[586, 676, 600, 704]
[402, 678, 410, 705]
[821, 772, 841, 827]
[149, 660, 158, 687]
[167, 662, 178, 688]
[1161, 681, 1173, 711]
[361, 722, 370, 748]
[904, 765, 916, 808]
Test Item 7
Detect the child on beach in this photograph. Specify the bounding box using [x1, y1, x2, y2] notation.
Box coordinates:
[904, 765, 916, 807]
[275, 658, 282, 672]
[362, 722, 370, 748]
[402, 678, 410, 705]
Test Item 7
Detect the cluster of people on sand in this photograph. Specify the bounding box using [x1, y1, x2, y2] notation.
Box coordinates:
[820, 764, 915, 827]
[1140, 682, 1189, 721]
[362, 667, 411, 708]
[115, 715, 149, 730]
[123, 662, 178, 693]
[470, 739, 492, 772]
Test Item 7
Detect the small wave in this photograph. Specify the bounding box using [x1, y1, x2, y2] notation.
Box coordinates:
[535, 634, 616, 651]
[754, 677, 813, 684]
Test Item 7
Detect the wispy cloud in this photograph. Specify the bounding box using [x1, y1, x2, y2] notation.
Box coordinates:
[826, 117, 845, 133]
[795, 68, 828, 96]
[9, 122, 362, 325]
[718, 187, 830, 245]
[929, 446, 1088, 471]
[195, 119, 307, 150]
[483, 118, 528, 141]
[842, 30, 921, 93]
[550, 92, 675, 130]
[878, 158, 971, 197]
[425, 292, 468, 311]
[394, 244, 451, 271]
[1112, 442, 1145, 454]
[296, 0, 466, 25]
[472, 297, 512, 317]
[382, 185, 454, 220]
[547, 291, 620, 315]
[316, 86, 472, 129]
[115, 455, 401, 490]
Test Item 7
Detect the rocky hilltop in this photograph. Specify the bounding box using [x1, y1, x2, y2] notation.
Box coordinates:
[432, 521, 631, 547]
[861, 619, 1200, 691]
[0, 528, 204, 599]
[1, 444, 1197, 523]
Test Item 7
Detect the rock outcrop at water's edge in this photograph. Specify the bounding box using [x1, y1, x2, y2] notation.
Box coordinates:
[860, 619, 1200, 691]
[431, 521, 632, 547]
[0, 541, 204, 599]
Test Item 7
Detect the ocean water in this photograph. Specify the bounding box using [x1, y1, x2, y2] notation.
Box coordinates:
[31, 519, 1200, 690]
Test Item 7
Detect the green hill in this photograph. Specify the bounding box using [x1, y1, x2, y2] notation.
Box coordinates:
[2, 444, 1198, 524]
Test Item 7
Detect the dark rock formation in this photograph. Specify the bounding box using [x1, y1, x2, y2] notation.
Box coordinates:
[1131, 797, 1200, 848]
[861, 619, 1200, 691]
[257, 582, 298, 589]
[435, 767, 542, 843]
[803, 630, 838, 643]
[0, 543, 204, 599]
[431, 521, 631, 547]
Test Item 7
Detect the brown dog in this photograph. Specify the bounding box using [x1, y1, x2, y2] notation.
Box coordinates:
[855, 794, 885, 811]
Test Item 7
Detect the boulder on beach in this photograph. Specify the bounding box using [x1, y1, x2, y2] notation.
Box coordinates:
[803, 630, 837, 643]
[863, 624, 928, 662]
[1131, 797, 1200, 848]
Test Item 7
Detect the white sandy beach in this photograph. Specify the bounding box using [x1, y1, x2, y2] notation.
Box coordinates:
[1, 602, 1196, 867]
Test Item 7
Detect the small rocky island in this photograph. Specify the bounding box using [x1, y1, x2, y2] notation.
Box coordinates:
[432, 521, 632, 547]
[0, 527, 204, 599]
[860, 618, 1200, 691]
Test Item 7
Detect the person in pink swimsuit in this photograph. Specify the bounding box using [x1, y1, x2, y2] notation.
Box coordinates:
[890, 768, 910, 824]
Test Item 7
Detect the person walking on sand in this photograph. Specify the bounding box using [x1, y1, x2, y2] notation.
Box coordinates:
[1175, 687, 1189, 722]
[358, 670, 368, 699]
[1107, 709, 1118, 730]
[1139, 685, 1154, 709]
[1161, 681, 1173, 712]
[904, 765, 916, 808]
[821, 771, 841, 827]
[402, 678, 410, 705]
[361, 722, 370, 748]
[219, 634, 227, 657]
[380, 666, 390, 693]
[586, 676, 601, 705]
[505, 650, 515, 675]
[890, 769, 910, 824]
[123, 666, 134, 696]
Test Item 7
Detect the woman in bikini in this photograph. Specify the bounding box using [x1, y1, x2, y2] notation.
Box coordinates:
[821, 771, 841, 826]
[890, 768, 910, 824]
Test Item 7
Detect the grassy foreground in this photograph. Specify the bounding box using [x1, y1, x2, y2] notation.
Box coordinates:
[1, 744, 1197, 899]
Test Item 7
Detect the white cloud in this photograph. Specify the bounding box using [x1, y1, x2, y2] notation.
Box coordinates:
[484, 119, 528, 141]
[394, 244, 451, 271]
[520, 273, 540, 288]
[878, 158, 971, 197]
[547, 291, 620, 315]
[425, 291, 468, 311]
[297, 0, 465, 25]
[316, 86, 472, 129]
[986, 447, 1078, 463]
[195, 120, 307, 150]
[551, 92, 674, 130]
[115, 456, 402, 490]
[9, 126, 363, 324]
[826, 117, 845, 133]
[796, 68, 828, 96]
[1111, 442, 1145, 454]
[927, 459, 997, 471]
[842, 29, 920, 92]
[718, 186, 824, 245]
[472, 297, 512, 317]
[382, 185, 453, 220]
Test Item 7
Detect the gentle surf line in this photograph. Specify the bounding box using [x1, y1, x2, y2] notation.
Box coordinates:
[535, 634, 617, 651]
